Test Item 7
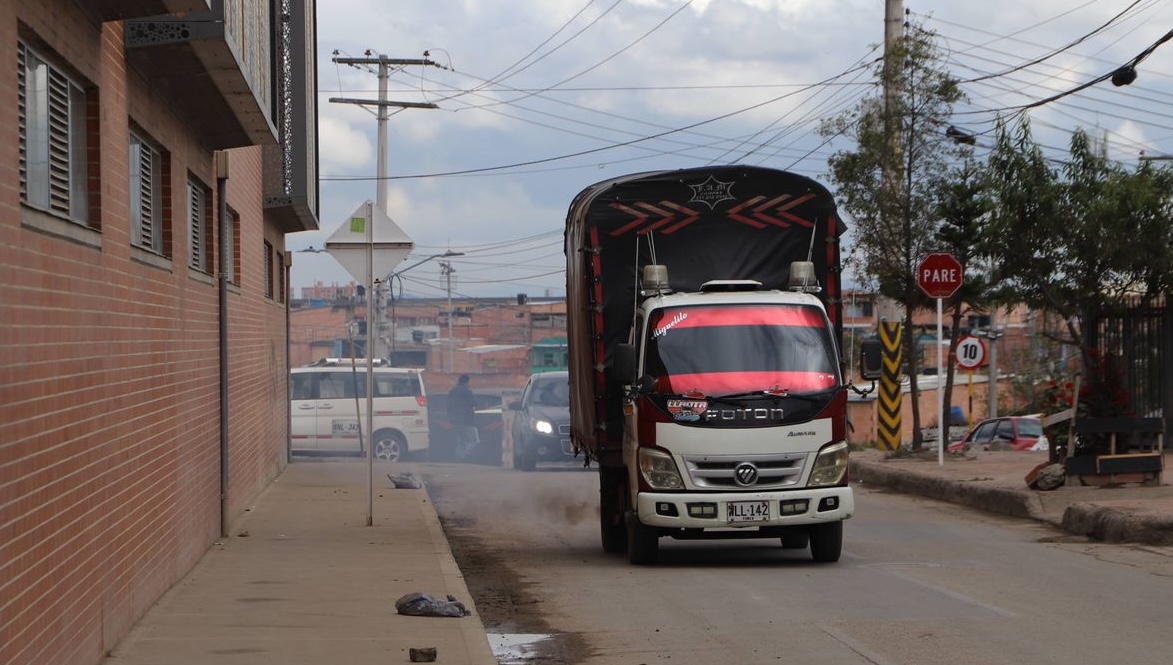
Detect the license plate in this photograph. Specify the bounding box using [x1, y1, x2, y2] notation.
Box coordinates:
[331, 419, 360, 435]
[727, 500, 770, 523]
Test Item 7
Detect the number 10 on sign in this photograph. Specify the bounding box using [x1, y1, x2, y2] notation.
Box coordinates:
[956, 336, 986, 370]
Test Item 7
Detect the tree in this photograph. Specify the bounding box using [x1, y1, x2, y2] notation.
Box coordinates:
[933, 158, 997, 430]
[986, 118, 1173, 438]
[820, 21, 971, 450]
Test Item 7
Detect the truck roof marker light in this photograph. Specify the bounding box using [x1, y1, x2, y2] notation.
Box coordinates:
[788, 261, 822, 294]
[642, 265, 671, 294]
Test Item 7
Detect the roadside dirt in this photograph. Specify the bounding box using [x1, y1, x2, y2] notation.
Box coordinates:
[427, 483, 593, 664]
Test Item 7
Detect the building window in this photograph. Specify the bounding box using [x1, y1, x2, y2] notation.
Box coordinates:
[129, 130, 169, 255]
[263, 240, 275, 299]
[188, 178, 212, 273]
[846, 300, 874, 318]
[18, 41, 90, 223]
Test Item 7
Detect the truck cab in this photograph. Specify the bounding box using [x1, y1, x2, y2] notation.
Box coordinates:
[564, 165, 854, 565]
[606, 265, 853, 563]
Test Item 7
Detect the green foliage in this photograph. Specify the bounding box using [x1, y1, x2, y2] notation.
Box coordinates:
[822, 21, 1173, 453]
[820, 22, 970, 306]
[819, 21, 976, 451]
[986, 119, 1173, 345]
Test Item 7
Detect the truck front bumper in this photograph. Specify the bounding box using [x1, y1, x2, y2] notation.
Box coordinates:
[636, 486, 853, 530]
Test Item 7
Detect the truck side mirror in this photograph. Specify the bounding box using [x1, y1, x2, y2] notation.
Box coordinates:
[614, 343, 638, 385]
[859, 338, 883, 381]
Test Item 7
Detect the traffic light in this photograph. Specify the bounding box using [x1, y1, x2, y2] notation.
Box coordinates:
[356, 319, 367, 335]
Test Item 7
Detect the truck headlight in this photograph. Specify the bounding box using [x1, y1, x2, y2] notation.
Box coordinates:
[531, 418, 553, 434]
[638, 447, 684, 490]
[808, 441, 849, 487]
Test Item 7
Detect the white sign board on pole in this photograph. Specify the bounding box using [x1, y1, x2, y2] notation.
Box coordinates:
[323, 200, 413, 528]
[325, 200, 414, 283]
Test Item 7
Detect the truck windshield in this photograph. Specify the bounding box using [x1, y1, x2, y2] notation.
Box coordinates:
[644, 304, 839, 395]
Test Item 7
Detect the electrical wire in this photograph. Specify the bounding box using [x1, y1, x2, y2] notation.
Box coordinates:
[955, 0, 1145, 83]
[320, 57, 880, 182]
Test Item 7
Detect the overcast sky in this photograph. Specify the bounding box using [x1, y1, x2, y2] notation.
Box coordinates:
[288, 0, 1173, 300]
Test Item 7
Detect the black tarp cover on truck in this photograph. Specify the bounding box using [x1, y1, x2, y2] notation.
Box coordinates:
[564, 165, 845, 460]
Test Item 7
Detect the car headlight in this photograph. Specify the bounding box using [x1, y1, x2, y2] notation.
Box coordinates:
[531, 418, 553, 435]
[638, 447, 684, 490]
[808, 441, 849, 487]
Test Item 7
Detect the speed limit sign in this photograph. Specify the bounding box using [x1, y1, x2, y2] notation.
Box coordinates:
[955, 335, 987, 370]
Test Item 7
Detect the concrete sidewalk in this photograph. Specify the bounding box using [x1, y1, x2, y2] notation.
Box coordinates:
[850, 448, 1173, 546]
[108, 449, 1173, 665]
[106, 460, 497, 665]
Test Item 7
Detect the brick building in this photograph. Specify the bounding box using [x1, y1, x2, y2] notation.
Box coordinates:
[289, 294, 568, 394]
[0, 2, 318, 664]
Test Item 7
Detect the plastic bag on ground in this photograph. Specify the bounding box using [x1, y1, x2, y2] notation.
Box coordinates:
[395, 592, 471, 617]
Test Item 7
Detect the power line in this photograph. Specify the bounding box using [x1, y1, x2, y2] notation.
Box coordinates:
[946, 1, 1145, 84]
[320, 57, 880, 182]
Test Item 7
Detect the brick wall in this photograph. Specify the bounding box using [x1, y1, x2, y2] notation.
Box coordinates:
[847, 376, 1019, 447]
[0, 5, 289, 665]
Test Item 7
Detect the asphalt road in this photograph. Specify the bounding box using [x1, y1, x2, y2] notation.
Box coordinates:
[422, 462, 1173, 665]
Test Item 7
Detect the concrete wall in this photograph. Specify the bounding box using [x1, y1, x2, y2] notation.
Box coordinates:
[848, 375, 1022, 447]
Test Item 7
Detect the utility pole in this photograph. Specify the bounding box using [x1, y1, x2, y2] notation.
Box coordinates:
[441, 260, 456, 371]
[331, 53, 437, 363]
[883, 0, 911, 445]
[328, 53, 437, 528]
[988, 309, 998, 419]
[883, 0, 904, 181]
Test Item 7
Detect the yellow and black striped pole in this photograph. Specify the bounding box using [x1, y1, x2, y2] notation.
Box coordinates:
[876, 321, 903, 452]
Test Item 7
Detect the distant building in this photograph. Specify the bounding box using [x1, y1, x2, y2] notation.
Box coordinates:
[289, 296, 569, 392]
[301, 280, 362, 301]
[531, 337, 570, 373]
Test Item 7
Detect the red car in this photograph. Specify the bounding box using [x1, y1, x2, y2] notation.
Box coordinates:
[947, 416, 1049, 453]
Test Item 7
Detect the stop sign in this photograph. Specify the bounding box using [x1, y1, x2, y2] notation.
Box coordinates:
[917, 253, 963, 298]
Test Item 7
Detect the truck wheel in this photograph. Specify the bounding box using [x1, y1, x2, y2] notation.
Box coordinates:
[625, 511, 658, 565]
[809, 521, 843, 563]
[598, 466, 626, 553]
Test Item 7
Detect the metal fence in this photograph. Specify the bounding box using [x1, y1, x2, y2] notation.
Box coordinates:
[1086, 297, 1170, 421]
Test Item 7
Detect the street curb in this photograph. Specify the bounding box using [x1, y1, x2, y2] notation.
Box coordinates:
[850, 460, 1045, 522]
[415, 482, 499, 665]
[1060, 502, 1173, 546]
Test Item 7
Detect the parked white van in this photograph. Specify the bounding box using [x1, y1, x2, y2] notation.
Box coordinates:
[290, 364, 429, 461]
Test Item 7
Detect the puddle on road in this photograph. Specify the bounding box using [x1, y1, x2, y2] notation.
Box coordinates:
[488, 633, 555, 664]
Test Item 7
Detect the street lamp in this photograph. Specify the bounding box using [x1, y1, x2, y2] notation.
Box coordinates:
[384, 250, 464, 365]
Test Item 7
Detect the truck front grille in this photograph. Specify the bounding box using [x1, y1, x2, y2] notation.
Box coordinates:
[682, 453, 807, 490]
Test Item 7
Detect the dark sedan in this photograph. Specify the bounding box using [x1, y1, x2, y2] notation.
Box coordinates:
[508, 371, 576, 470]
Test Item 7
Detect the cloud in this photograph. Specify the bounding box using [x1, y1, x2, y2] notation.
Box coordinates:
[292, 0, 1173, 299]
[319, 114, 373, 173]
